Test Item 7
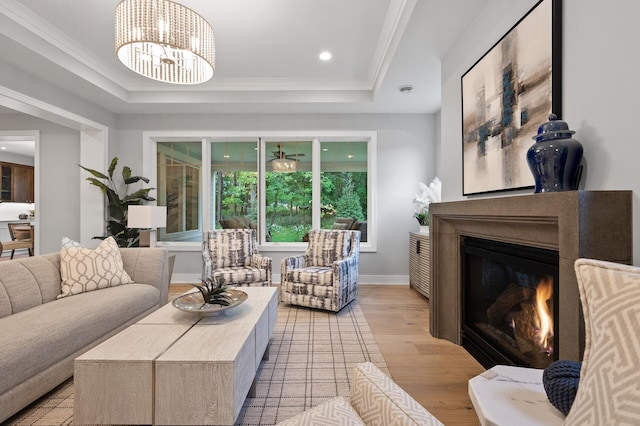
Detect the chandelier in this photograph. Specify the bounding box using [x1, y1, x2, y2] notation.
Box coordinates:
[115, 0, 215, 84]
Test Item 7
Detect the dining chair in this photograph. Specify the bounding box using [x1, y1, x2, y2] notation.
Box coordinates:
[1, 223, 34, 259]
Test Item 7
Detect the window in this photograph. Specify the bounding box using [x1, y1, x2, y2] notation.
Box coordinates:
[211, 141, 258, 232]
[320, 141, 368, 241]
[265, 141, 312, 242]
[157, 141, 201, 242]
[146, 132, 376, 250]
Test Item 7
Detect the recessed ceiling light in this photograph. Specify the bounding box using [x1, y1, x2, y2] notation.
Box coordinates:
[347, 154, 354, 159]
[0, 147, 6, 150]
[223, 154, 230, 159]
[399, 85, 414, 94]
[322, 148, 328, 152]
[319, 51, 332, 61]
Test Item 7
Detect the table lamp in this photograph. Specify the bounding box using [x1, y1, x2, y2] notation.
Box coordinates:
[127, 205, 167, 247]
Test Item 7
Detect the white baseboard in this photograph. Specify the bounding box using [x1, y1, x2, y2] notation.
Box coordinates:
[171, 273, 410, 286]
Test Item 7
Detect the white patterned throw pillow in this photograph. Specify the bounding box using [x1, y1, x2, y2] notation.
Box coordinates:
[350, 362, 443, 425]
[276, 396, 365, 426]
[565, 259, 640, 424]
[58, 236, 133, 298]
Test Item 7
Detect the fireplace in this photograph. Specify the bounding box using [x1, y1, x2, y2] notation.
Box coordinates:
[461, 236, 558, 368]
[428, 191, 632, 362]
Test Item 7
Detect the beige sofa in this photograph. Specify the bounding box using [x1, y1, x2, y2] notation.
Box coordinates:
[0, 248, 170, 423]
[277, 362, 443, 425]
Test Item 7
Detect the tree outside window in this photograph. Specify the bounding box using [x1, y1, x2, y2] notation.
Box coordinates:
[265, 141, 312, 242]
[320, 141, 368, 241]
[211, 141, 260, 236]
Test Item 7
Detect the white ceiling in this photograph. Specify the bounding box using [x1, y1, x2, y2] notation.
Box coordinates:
[0, 0, 487, 115]
[0, 137, 35, 157]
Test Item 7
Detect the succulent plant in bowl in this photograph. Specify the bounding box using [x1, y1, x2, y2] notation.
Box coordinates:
[192, 276, 233, 307]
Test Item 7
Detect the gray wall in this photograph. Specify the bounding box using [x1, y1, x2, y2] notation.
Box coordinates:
[0, 114, 81, 255]
[0, 108, 436, 283]
[440, 0, 640, 264]
[116, 113, 436, 283]
[434, 110, 442, 179]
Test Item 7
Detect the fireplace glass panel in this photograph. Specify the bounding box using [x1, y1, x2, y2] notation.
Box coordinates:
[462, 237, 559, 369]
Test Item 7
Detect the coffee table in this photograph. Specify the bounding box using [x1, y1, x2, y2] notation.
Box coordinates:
[74, 286, 278, 425]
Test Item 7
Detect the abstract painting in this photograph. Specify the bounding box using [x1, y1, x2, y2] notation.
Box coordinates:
[461, 0, 561, 195]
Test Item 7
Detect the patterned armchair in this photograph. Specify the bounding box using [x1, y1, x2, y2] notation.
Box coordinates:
[281, 230, 360, 312]
[202, 229, 272, 286]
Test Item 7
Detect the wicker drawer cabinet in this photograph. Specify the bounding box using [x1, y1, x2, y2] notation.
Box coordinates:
[409, 232, 430, 299]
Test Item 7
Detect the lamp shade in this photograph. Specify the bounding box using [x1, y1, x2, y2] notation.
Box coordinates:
[127, 205, 167, 228]
[115, 0, 215, 84]
[272, 158, 297, 172]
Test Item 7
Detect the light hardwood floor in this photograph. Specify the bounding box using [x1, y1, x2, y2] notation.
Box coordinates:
[171, 283, 485, 425]
[358, 285, 484, 426]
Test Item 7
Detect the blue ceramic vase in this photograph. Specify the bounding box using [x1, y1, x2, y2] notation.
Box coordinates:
[526, 114, 583, 193]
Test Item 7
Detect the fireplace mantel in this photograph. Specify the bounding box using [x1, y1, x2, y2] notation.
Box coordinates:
[429, 191, 632, 361]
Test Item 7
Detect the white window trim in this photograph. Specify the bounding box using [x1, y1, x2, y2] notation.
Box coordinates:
[143, 130, 377, 252]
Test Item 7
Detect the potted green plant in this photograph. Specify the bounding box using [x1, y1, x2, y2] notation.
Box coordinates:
[192, 277, 233, 307]
[80, 157, 156, 247]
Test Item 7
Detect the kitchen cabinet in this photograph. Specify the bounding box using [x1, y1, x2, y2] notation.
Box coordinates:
[0, 162, 34, 203]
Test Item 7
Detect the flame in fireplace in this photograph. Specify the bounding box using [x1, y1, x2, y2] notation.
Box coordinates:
[535, 277, 554, 355]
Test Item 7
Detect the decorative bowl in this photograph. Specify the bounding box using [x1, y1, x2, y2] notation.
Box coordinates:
[171, 289, 248, 316]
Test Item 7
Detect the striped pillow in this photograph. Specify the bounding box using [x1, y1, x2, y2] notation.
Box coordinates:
[305, 231, 350, 267]
[565, 259, 640, 424]
[58, 236, 133, 298]
[206, 229, 254, 269]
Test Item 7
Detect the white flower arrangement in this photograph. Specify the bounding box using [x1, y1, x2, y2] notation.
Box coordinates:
[412, 177, 441, 226]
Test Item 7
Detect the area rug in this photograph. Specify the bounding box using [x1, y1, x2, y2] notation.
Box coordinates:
[5, 300, 387, 426]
